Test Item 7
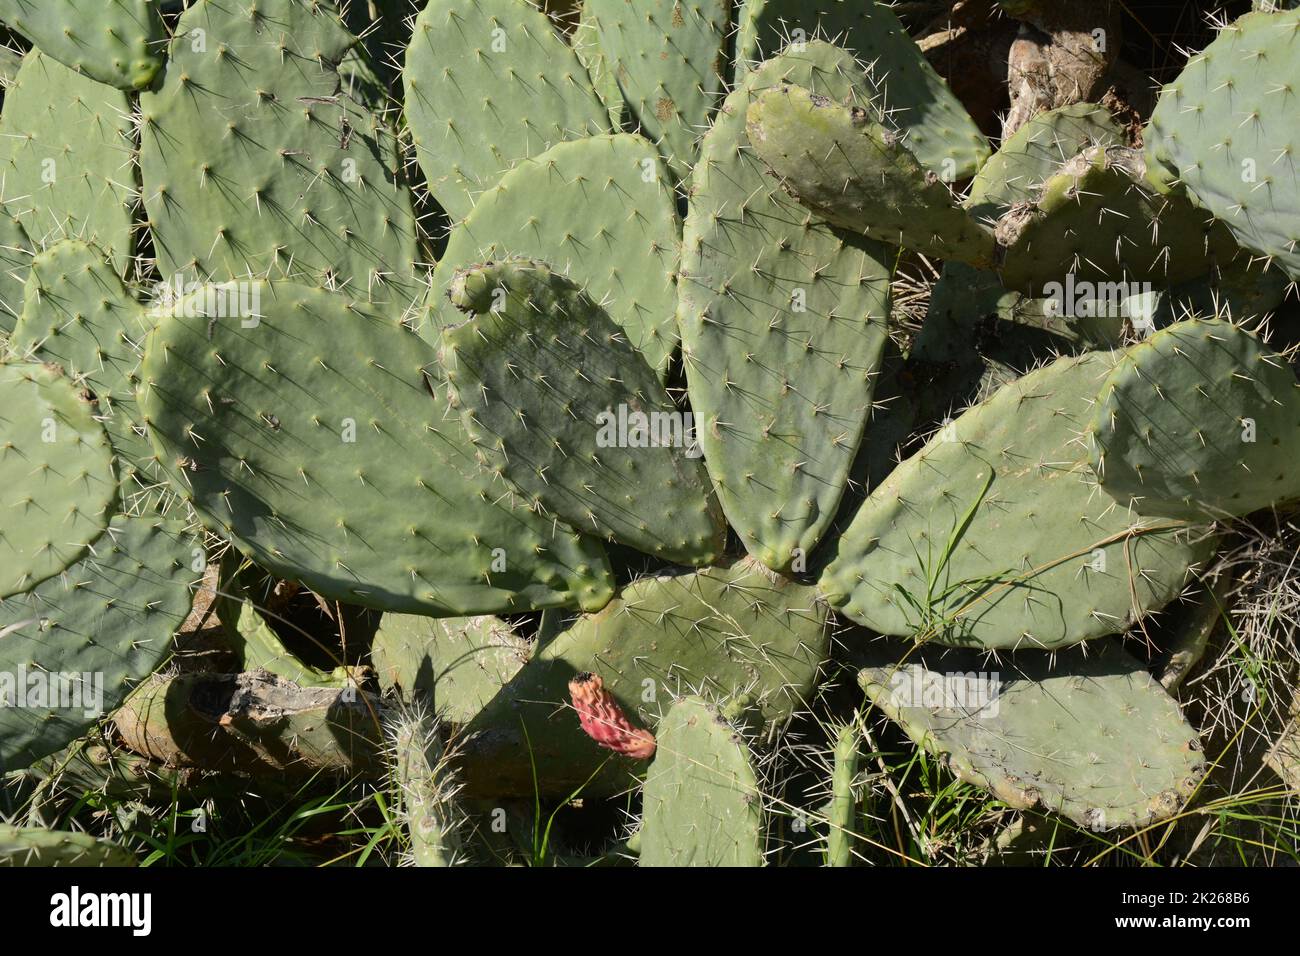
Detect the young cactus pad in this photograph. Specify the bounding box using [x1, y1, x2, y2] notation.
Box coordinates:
[639, 696, 764, 867]
[441, 258, 726, 566]
[821, 352, 1215, 650]
[139, 279, 614, 617]
[745, 83, 997, 267]
[1089, 318, 1300, 519]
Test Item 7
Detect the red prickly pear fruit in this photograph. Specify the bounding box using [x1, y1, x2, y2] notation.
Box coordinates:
[568, 672, 656, 760]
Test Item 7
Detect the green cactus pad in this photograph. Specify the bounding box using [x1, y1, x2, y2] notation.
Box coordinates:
[996, 146, 1242, 295]
[679, 44, 892, 571]
[0, 0, 165, 90]
[735, 1, 989, 177]
[821, 352, 1214, 650]
[584, 0, 730, 180]
[825, 719, 860, 866]
[857, 641, 1207, 829]
[572, 4, 629, 129]
[0, 825, 135, 866]
[139, 279, 614, 616]
[11, 241, 158, 488]
[640, 696, 764, 866]
[427, 134, 680, 376]
[966, 103, 1125, 225]
[371, 613, 530, 720]
[141, 0, 418, 308]
[0, 214, 33, 333]
[0, 51, 134, 269]
[1090, 318, 1300, 519]
[441, 259, 725, 566]
[0, 513, 196, 769]
[1144, 8, 1300, 280]
[0, 362, 117, 599]
[388, 707, 465, 867]
[403, 0, 611, 220]
[457, 557, 828, 796]
[745, 83, 997, 267]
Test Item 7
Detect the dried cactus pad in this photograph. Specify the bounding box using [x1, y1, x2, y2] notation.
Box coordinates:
[0, 362, 117, 599]
[0, 0, 165, 90]
[821, 352, 1214, 650]
[640, 696, 764, 866]
[139, 279, 613, 617]
[857, 641, 1207, 829]
[1144, 8, 1300, 280]
[1090, 318, 1300, 519]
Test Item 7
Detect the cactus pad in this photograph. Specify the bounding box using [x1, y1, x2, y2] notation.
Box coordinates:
[403, 0, 611, 220]
[0, 513, 196, 769]
[10, 240, 157, 488]
[857, 641, 1207, 829]
[1144, 8, 1300, 280]
[735, 0, 989, 177]
[679, 44, 893, 571]
[583, 0, 730, 180]
[428, 134, 680, 375]
[139, 279, 614, 616]
[0, 0, 165, 90]
[0, 825, 135, 866]
[821, 352, 1214, 650]
[1090, 318, 1300, 518]
[442, 259, 725, 566]
[0, 51, 135, 269]
[0, 362, 117, 599]
[745, 83, 996, 267]
[141, 0, 418, 308]
[640, 696, 764, 866]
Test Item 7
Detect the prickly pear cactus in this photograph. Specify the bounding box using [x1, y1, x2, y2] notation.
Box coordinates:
[678, 44, 893, 572]
[139, 279, 614, 616]
[0, 362, 117, 599]
[441, 258, 725, 566]
[857, 641, 1207, 829]
[745, 83, 996, 267]
[1145, 7, 1300, 280]
[428, 134, 681, 374]
[142, 0, 419, 307]
[404, 0, 610, 219]
[735, 0, 989, 177]
[583, 0, 730, 180]
[10, 241, 158, 489]
[0, 513, 197, 769]
[639, 696, 764, 866]
[0, 825, 136, 867]
[821, 352, 1214, 650]
[0, 51, 135, 268]
[0, 0, 165, 90]
[1090, 318, 1300, 519]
